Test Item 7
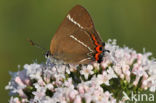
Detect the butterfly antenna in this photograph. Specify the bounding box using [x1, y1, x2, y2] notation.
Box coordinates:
[27, 38, 47, 52]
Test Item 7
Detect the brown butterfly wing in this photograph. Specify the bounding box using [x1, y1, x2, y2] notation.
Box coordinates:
[66, 5, 103, 43]
[50, 5, 103, 64]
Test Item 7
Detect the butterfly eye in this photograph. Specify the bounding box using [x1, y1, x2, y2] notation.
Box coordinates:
[45, 51, 51, 58]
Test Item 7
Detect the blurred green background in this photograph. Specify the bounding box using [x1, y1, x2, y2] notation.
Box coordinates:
[0, 0, 156, 102]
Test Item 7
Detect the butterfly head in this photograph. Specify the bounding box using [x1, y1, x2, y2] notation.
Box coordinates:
[45, 50, 51, 58]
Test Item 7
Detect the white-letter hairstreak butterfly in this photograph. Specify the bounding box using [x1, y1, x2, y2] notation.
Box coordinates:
[48, 5, 109, 64]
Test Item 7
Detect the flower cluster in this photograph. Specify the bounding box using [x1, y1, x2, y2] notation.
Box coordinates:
[6, 39, 156, 103]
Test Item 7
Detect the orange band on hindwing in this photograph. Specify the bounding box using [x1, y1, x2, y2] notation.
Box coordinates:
[91, 34, 102, 61]
[91, 34, 99, 46]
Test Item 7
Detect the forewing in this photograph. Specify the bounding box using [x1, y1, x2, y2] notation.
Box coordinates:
[67, 5, 103, 43]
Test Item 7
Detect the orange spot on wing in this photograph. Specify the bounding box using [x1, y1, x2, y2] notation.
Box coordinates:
[95, 53, 100, 61]
[96, 45, 102, 53]
[91, 34, 99, 46]
[91, 34, 103, 61]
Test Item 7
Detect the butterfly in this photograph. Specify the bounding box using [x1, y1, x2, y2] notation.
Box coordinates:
[49, 5, 109, 64]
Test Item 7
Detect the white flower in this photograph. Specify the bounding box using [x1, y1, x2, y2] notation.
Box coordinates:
[32, 83, 47, 102]
[6, 39, 156, 103]
[107, 67, 117, 79]
[24, 63, 42, 80]
[74, 95, 82, 103]
[80, 65, 94, 79]
[64, 78, 74, 88]
[96, 71, 110, 85]
[46, 83, 54, 90]
[9, 97, 20, 103]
